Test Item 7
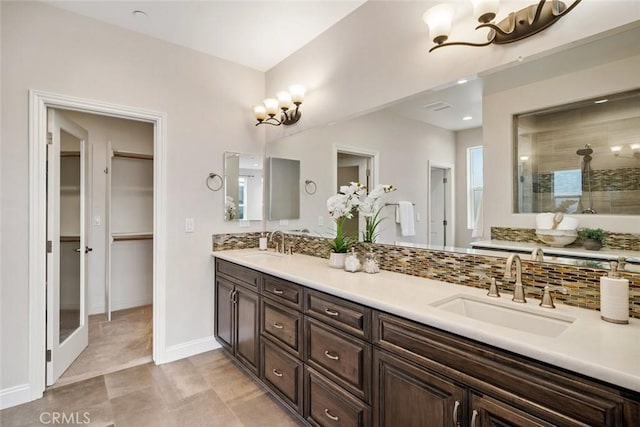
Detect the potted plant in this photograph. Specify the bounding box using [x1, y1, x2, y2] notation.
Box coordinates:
[578, 228, 606, 251]
[359, 184, 395, 243]
[326, 182, 366, 267]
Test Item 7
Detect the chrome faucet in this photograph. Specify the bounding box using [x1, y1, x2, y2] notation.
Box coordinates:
[268, 230, 286, 254]
[504, 254, 526, 303]
[530, 247, 544, 262]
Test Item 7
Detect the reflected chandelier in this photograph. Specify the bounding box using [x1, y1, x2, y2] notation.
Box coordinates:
[253, 85, 305, 126]
[423, 0, 582, 53]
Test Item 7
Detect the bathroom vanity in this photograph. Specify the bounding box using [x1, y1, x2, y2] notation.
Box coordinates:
[213, 250, 640, 426]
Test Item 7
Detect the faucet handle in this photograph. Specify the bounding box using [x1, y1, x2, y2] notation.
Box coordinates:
[487, 278, 501, 298]
[539, 285, 568, 309]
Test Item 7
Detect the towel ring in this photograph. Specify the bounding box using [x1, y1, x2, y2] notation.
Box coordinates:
[206, 173, 223, 191]
[304, 179, 317, 195]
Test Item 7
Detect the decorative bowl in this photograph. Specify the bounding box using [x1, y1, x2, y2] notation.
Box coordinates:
[535, 229, 578, 248]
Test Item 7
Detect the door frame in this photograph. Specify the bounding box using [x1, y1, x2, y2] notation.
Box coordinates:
[28, 90, 167, 399]
[427, 161, 455, 246]
[333, 144, 379, 238]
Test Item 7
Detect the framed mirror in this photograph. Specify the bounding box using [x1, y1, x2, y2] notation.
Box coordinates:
[514, 89, 640, 215]
[223, 152, 263, 222]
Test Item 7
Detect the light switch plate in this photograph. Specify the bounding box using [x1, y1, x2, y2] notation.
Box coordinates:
[279, 219, 289, 226]
[185, 218, 194, 233]
[318, 216, 324, 226]
[94, 215, 101, 226]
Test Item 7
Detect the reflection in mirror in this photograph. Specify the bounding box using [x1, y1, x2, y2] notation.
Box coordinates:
[223, 152, 263, 222]
[266, 157, 300, 220]
[515, 89, 640, 215]
[60, 132, 81, 343]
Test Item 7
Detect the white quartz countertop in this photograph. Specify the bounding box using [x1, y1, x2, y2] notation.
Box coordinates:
[212, 249, 640, 393]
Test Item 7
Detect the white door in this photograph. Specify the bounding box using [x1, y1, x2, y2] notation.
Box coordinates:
[429, 166, 453, 246]
[46, 109, 90, 385]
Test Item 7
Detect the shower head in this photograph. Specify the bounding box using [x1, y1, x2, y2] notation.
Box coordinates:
[576, 144, 593, 156]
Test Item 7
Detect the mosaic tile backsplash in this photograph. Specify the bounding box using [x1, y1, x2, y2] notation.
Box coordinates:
[491, 227, 640, 251]
[212, 232, 639, 319]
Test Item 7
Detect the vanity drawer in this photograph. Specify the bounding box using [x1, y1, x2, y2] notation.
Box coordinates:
[261, 298, 304, 359]
[305, 318, 371, 403]
[215, 259, 259, 290]
[262, 338, 304, 415]
[305, 367, 371, 427]
[262, 275, 302, 309]
[305, 289, 371, 339]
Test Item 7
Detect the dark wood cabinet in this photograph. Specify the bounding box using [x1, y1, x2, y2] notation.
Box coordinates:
[214, 260, 260, 375]
[373, 349, 465, 427]
[214, 256, 640, 427]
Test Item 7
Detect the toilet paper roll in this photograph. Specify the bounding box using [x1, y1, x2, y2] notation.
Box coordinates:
[600, 276, 629, 324]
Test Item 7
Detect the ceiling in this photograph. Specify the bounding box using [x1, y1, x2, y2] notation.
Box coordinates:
[45, 0, 366, 72]
[44, 1, 640, 132]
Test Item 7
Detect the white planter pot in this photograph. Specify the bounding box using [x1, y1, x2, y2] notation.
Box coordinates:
[328, 252, 347, 269]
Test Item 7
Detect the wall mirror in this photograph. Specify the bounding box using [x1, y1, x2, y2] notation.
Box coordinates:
[514, 89, 640, 215]
[223, 152, 263, 222]
[265, 25, 640, 270]
[266, 157, 300, 220]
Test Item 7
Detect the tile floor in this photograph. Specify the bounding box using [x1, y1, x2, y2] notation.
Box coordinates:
[1, 349, 304, 426]
[55, 305, 153, 388]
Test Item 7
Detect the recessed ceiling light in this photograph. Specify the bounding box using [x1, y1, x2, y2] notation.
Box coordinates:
[594, 99, 608, 104]
[520, 156, 529, 161]
[630, 143, 640, 151]
[457, 79, 468, 85]
[132, 10, 148, 18]
[462, 115, 472, 121]
[610, 145, 622, 153]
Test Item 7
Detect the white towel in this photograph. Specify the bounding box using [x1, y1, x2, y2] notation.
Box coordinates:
[396, 201, 415, 237]
[472, 194, 483, 239]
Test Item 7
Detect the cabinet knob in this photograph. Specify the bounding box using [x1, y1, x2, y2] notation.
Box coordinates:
[324, 408, 339, 422]
[324, 350, 340, 361]
[324, 308, 340, 317]
[452, 400, 461, 427]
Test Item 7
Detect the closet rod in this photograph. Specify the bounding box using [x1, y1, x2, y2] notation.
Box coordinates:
[113, 150, 153, 160]
[61, 151, 80, 158]
[112, 233, 154, 242]
[60, 235, 80, 242]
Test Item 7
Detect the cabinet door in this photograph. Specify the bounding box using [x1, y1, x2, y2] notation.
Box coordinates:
[469, 393, 553, 427]
[214, 277, 234, 352]
[373, 349, 465, 427]
[235, 285, 260, 374]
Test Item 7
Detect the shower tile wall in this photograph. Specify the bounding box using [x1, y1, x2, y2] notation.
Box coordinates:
[517, 93, 640, 214]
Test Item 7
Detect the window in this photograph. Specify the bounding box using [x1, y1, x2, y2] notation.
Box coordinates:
[467, 146, 483, 229]
[552, 169, 581, 213]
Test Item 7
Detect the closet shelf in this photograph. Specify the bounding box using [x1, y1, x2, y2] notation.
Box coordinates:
[112, 232, 154, 242]
[60, 235, 80, 242]
[113, 150, 153, 160]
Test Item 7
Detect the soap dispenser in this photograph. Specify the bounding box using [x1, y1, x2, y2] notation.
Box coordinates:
[600, 258, 629, 324]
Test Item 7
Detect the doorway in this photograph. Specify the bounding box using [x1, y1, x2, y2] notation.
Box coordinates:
[28, 90, 167, 401]
[46, 109, 155, 388]
[428, 162, 455, 246]
[335, 147, 378, 241]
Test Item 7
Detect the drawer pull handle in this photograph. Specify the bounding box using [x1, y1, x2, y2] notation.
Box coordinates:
[324, 350, 340, 361]
[324, 308, 339, 316]
[273, 322, 284, 329]
[272, 288, 284, 295]
[453, 400, 460, 427]
[470, 410, 479, 427]
[324, 409, 339, 422]
[272, 369, 283, 378]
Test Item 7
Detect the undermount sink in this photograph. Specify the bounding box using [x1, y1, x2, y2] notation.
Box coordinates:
[241, 251, 286, 259]
[430, 294, 575, 338]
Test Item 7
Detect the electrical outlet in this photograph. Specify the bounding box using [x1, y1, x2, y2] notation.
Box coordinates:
[416, 213, 421, 222]
[94, 215, 101, 226]
[239, 220, 250, 227]
[318, 216, 324, 226]
[185, 218, 194, 233]
[279, 219, 289, 226]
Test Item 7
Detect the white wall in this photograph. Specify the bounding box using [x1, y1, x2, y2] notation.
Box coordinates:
[267, 109, 456, 244]
[482, 54, 640, 236]
[455, 127, 483, 247]
[0, 1, 264, 400]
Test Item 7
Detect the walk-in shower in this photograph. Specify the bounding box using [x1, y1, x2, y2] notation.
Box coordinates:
[577, 144, 596, 214]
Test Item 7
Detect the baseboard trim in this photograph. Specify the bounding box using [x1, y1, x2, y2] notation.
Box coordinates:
[0, 383, 32, 410]
[159, 336, 221, 365]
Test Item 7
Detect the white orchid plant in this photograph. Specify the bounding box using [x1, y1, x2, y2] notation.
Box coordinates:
[359, 184, 395, 243]
[326, 182, 395, 252]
